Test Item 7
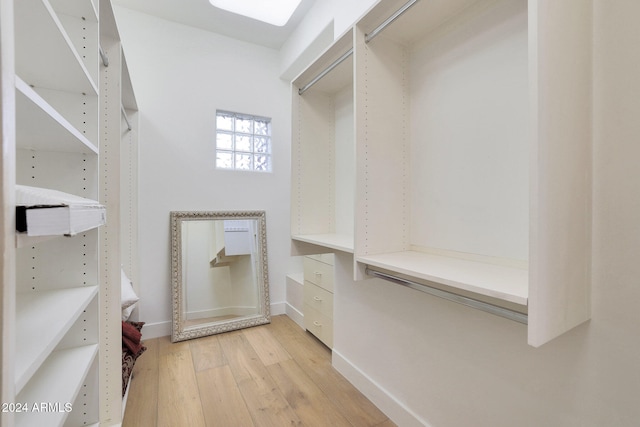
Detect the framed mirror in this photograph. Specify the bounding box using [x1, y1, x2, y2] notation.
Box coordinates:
[170, 210, 270, 342]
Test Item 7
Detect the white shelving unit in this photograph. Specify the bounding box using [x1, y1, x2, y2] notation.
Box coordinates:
[12, 0, 103, 424]
[100, 0, 140, 421]
[359, 251, 528, 305]
[15, 78, 98, 154]
[14, 0, 98, 96]
[291, 0, 592, 347]
[15, 286, 98, 392]
[16, 345, 98, 427]
[1, 0, 137, 425]
[120, 53, 140, 315]
[291, 30, 355, 254]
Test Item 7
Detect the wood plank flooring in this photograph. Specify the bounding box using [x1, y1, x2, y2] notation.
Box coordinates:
[123, 315, 396, 427]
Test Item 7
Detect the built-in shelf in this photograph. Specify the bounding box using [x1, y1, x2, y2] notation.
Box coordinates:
[15, 286, 98, 393]
[291, 30, 355, 251]
[2, 0, 136, 423]
[292, 233, 354, 253]
[291, 0, 591, 346]
[358, 251, 528, 305]
[14, 0, 98, 95]
[15, 77, 98, 154]
[15, 344, 98, 427]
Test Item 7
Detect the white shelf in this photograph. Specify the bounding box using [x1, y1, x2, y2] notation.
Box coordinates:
[14, 0, 98, 95]
[357, 251, 528, 305]
[15, 286, 98, 393]
[292, 233, 354, 253]
[16, 77, 98, 154]
[15, 344, 98, 427]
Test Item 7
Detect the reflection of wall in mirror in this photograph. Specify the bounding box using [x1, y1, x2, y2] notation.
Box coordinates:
[183, 220, 259, 321]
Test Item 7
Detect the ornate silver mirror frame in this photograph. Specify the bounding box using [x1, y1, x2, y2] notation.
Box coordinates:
[170, 210, 270, 342]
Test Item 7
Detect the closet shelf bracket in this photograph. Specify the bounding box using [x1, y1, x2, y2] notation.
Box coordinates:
[121, 105, 132, 131]
[99, 46, 109, 67]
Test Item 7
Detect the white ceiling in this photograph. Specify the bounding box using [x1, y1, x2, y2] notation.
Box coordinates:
[112, 0, 316, 50]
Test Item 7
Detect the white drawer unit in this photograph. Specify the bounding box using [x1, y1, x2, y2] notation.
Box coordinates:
[304, 281, 333, 319]
[303, 254, 334, 348]
[303, 255, 334, 293]
[304, 305, 334, 348]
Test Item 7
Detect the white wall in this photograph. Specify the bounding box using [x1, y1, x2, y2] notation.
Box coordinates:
[329, 1, 640, 426]
[114, 7, 292, 337]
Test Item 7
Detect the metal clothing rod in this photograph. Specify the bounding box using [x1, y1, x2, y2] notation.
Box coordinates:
[298, 48, 353, 95]
[99, 46, 109, 67]
[365, 0, 420, 43]
[121, 105, 132, 131]
[365, 267, 528, 324]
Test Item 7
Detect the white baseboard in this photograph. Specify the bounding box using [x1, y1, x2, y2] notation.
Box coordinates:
[332, 350, 432, 427]
[141, 320, 171, 340]
[271, 301, 286, 316]
[285, 302, 304, 328]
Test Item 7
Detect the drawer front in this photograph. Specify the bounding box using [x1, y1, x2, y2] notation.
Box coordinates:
[304, 281, 333, 318]
[303, 257, 334, 292]
[306, 253, 334, 266]
[304, 304, 333, 348]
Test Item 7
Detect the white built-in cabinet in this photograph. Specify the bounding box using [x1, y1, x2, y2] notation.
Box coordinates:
[0, 0, 138, 425]
[303, 254, 335, 348]
[292, 0, 592, 347]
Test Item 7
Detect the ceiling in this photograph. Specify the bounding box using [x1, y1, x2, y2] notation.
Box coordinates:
[112, 0, 316, 50]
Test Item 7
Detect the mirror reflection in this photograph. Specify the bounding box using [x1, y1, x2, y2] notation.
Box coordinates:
[170, 211, 270, 342]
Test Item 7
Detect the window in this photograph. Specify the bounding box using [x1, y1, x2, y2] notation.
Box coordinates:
[215, 110, 272, 172]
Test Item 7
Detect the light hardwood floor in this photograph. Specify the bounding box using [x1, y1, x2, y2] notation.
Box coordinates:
[123, 315, 397, 427]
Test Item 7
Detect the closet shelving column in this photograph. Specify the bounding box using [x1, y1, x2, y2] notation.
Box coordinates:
[13, 0, 102, 425]
[352, 0, 592, 347]
[120, 54, 139, 312]
[291, 30, 355, 254]
[99, 0, 139, 422]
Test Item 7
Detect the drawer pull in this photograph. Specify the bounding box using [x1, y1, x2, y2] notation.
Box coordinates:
[313, 296, 323, 302]
[315, 271, 322, 277]
[313, 321, 322, 327]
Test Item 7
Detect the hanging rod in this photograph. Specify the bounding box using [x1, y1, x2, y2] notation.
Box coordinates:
[365, 0, 421, 43]
[121, 105, 132, 131]
[99, 46, 109, 67]
[365, 267, 528, 324]
[298, 48, 353, 95]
